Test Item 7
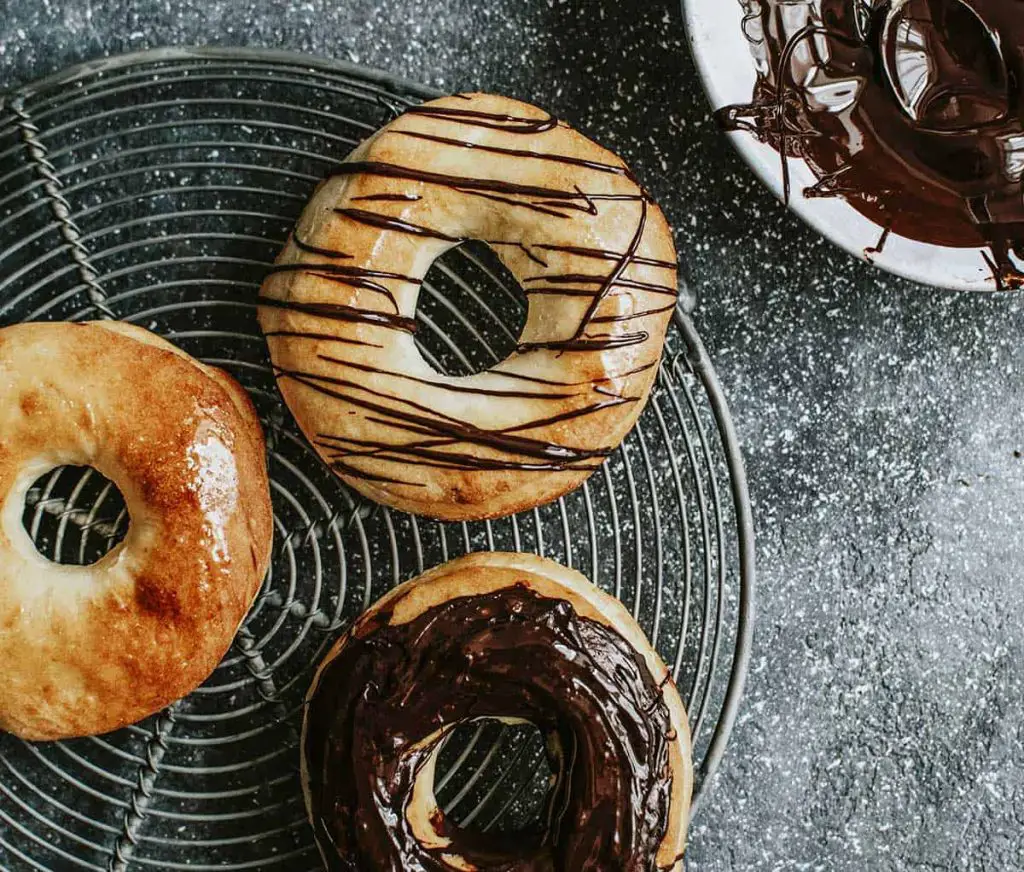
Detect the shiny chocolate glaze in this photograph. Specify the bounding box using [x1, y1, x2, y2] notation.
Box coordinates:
[717, 0, 1024, 288]
[303, 585, 676, 871]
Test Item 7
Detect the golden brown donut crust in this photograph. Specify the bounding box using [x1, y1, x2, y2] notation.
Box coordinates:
[302, 551, 693, 870]
[260, 93, 677, 521]
[0, 321, 273, 741]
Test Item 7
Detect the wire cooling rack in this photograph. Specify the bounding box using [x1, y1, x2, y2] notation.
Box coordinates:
[0, 47, 754, 871]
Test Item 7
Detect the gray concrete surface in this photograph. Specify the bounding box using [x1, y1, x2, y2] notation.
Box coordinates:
[0, 1, 1021, 870]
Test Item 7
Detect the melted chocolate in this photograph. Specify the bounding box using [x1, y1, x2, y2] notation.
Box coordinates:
[303, 585, 675, 871]
[717, 0, 1024, 288]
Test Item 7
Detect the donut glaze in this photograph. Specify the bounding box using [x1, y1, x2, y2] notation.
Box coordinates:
[259, 93, 677, 521]
[0, 322, 273, 740]
[718, 0, 1024, 287]
[301, 552, 692, 872]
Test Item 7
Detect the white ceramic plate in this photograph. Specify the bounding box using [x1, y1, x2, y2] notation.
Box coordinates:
[682, 0, 1006, 291]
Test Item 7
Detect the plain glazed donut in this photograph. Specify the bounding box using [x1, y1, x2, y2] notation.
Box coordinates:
[0, 321, 274, 741]
[302, 551, 693, 871]
[259, 92, 677, 521]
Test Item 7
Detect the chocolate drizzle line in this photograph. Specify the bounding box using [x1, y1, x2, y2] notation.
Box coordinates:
[351, 192, 422, 202]
[534, 243, 675, 270]
[865, 225, 892, 259]
[302, 585, 676, 871]
[393, 129, 631, 175]
[591, 301, 677, 324]
[524, 272, 678, 297]
[257, 294, 417, 333]
[275, 366, 618, 467]
[488, 240, 549, 267]
[518, 332, 651, 353]
[292, 235, 352, 259]
[574, 197, 649, 338]
[334, 207, 464, 242]
[716, 0, 1024, 288]
[260, 99, 676, 487]
[327, 160, 598, 202]
[401, 103, 560, 133]
[454, 188, 576, 219]
[263, 261, 423, 313]
[490, 359, 658, 387]
[316, 354, 577, 399]
[317, 438, 605, 474]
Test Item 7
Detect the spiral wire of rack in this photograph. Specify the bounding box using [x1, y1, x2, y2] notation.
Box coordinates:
[0, 48, 754, 871]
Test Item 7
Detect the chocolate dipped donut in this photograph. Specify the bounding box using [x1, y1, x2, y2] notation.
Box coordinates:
[0, 321, 273, 740]
[301, 552, 693, 871]
[719, 0, 1024, 287]
[259, 93, 677, 521]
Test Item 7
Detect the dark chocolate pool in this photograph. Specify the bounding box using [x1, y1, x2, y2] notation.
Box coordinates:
[717, 0, 1024, 288]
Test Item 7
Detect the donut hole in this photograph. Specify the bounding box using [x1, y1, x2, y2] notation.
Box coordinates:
[433, 718, 555, 837]
[22, 465, 128, 566]
[416, 240, 528, 377]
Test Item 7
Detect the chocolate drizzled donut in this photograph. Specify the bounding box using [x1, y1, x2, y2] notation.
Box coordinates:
[258, 93, 677, 520]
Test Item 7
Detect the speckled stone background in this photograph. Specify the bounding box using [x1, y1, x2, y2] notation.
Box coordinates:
[1, 1, 1022, 870]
